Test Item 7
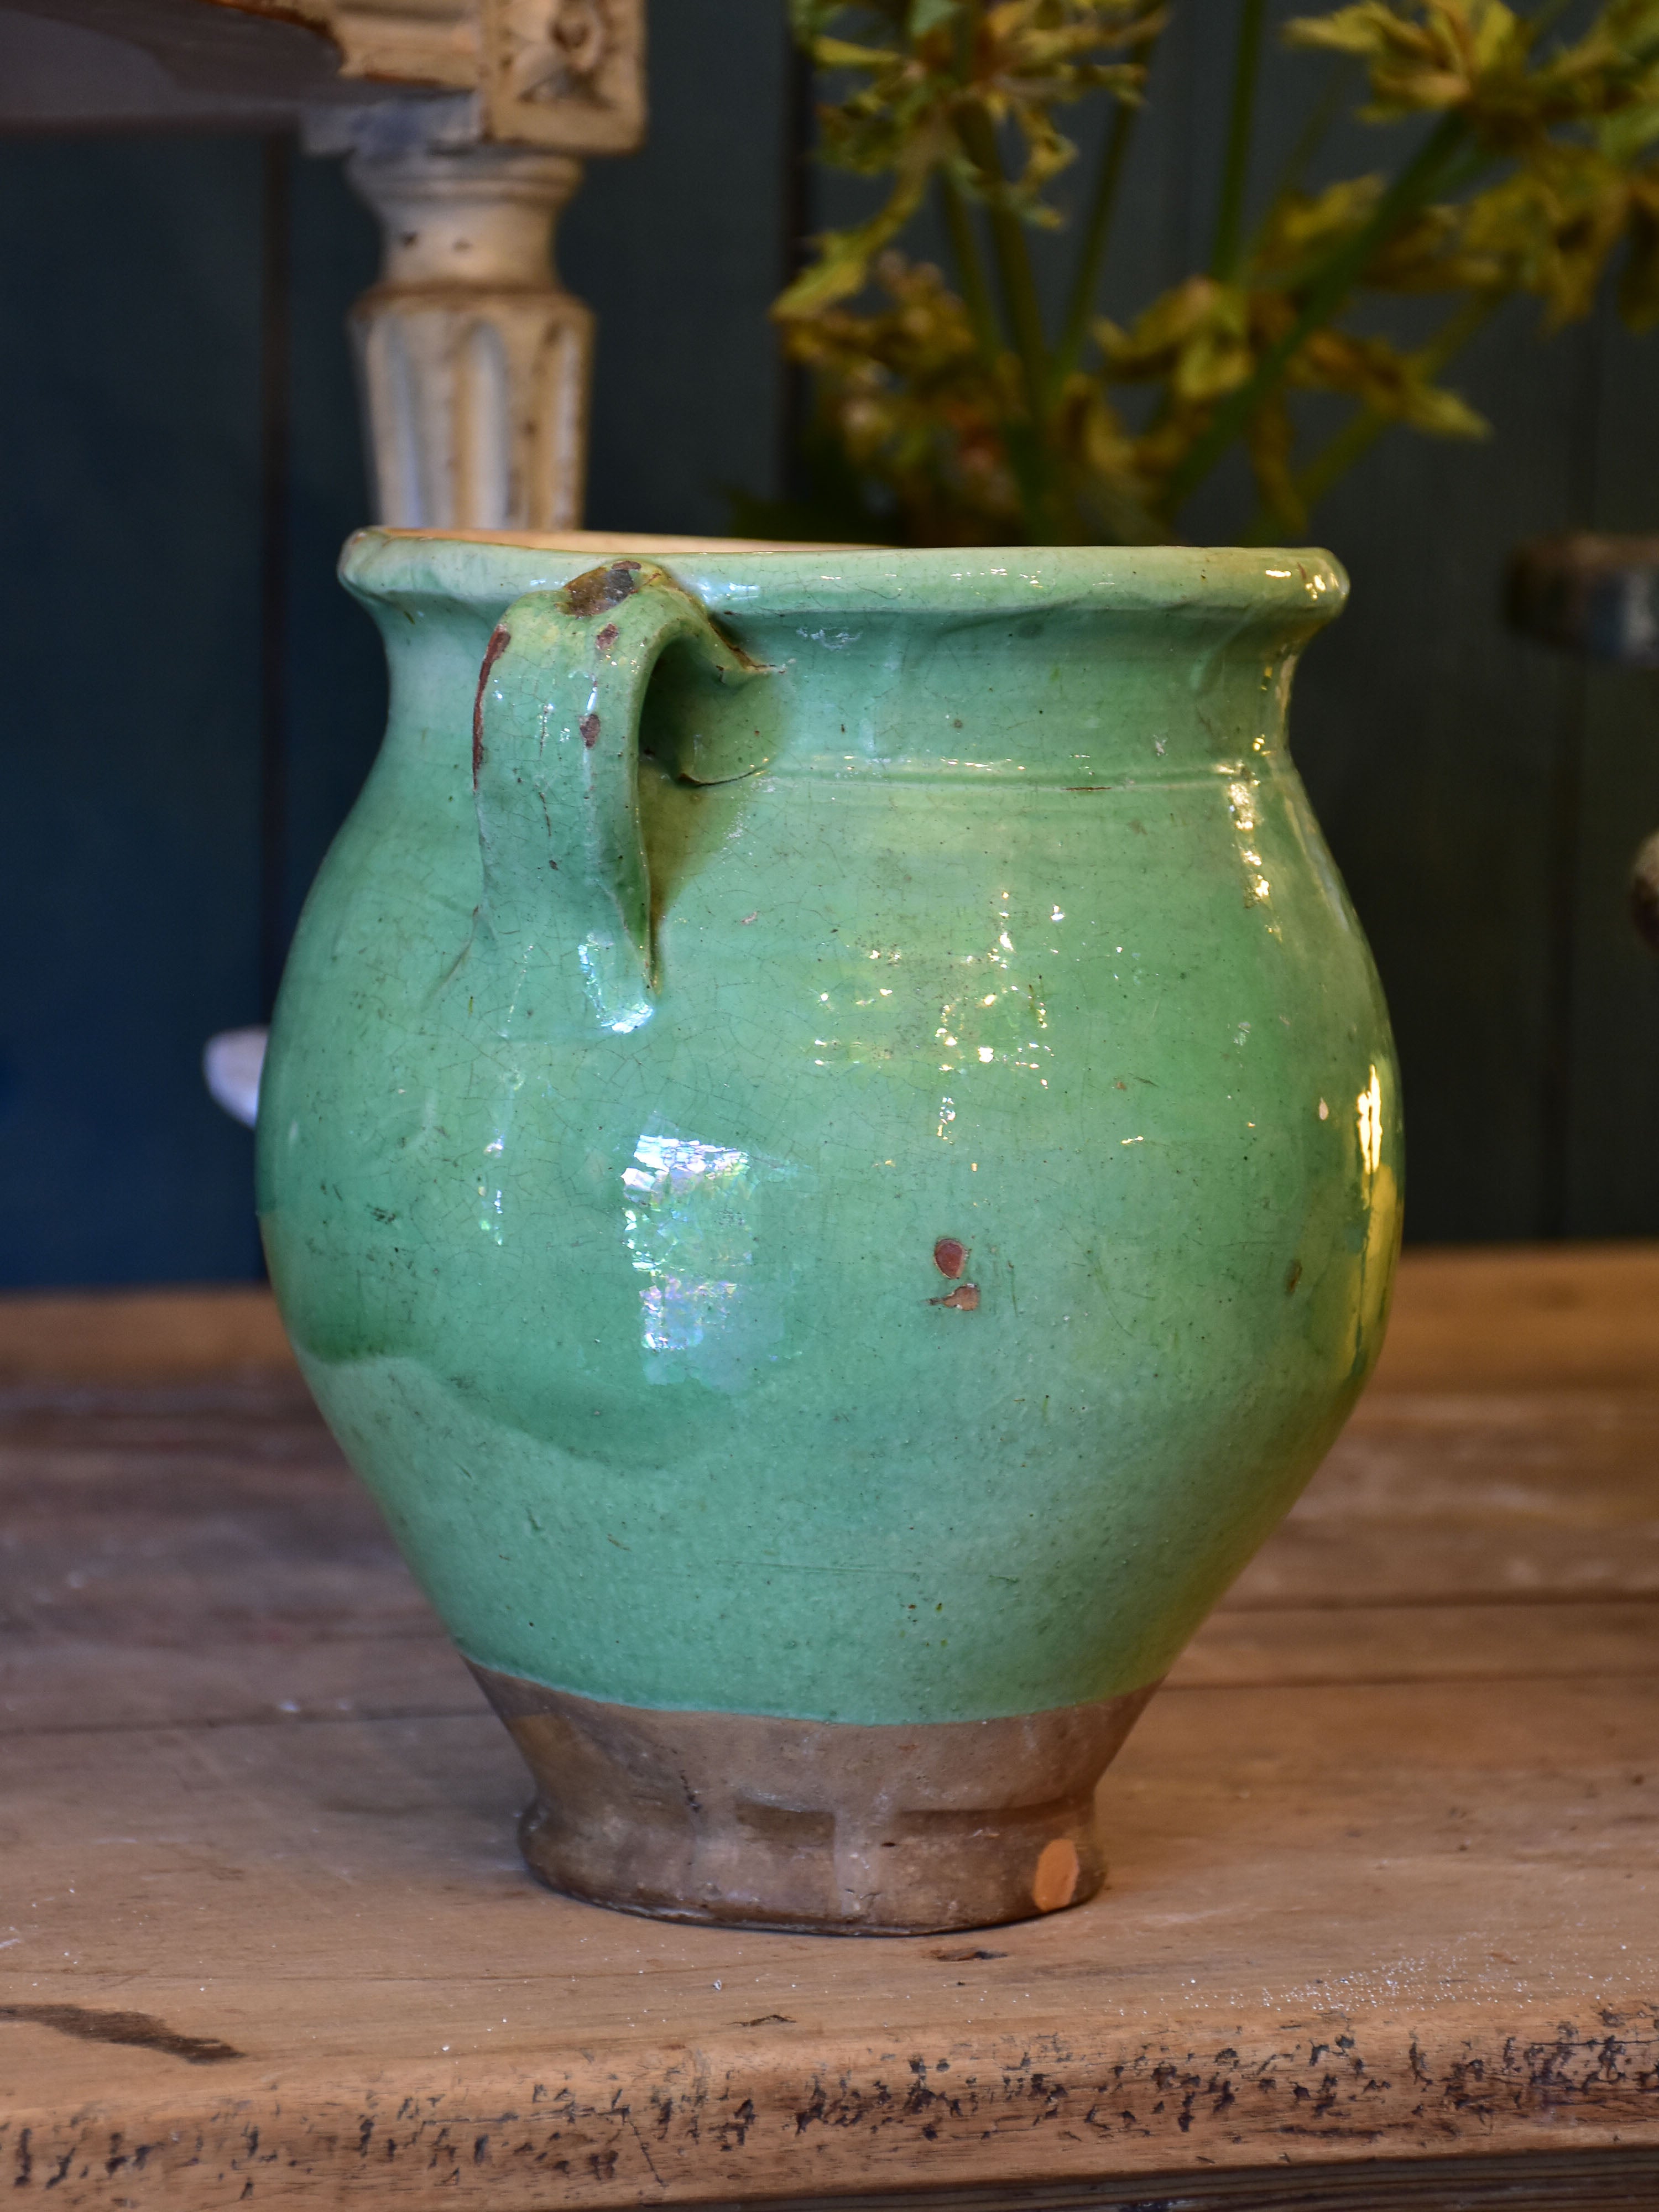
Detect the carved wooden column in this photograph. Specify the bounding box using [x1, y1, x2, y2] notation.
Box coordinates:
[302, 0, 645, 530]
[343, 140, 590, 529]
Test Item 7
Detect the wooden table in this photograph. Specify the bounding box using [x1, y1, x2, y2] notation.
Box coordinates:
[3, 1249, 1657, 2210]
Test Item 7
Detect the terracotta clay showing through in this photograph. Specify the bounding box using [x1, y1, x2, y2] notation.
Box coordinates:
[472, 1663, 1159, 1934]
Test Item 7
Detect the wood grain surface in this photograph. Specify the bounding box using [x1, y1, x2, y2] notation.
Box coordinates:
[2, 1250, 1656, 2208]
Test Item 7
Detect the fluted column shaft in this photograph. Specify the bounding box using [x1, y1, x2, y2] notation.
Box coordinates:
[347, 143, 591, 531]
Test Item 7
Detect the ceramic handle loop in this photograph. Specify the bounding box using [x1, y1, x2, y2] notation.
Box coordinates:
[471, 559, 761, 1035]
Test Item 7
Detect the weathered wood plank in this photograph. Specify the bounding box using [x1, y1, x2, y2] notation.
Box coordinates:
[2, 1673, 1655, 2198]
[716, 2150, 1659, 2210]
[1369, 1244, 1659, 1391]
[8, 1594, 1652, 1740]
[0, 1630, 474, 1734]
[1170, 1599, 1659, 1686]
[0, 1290, 295, 1384]
[1224, 1391, 1659, 1607]
[1, 1252, 1657, 2205]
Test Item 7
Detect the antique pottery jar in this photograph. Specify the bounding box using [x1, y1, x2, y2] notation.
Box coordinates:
[258, 530, 1400, 1934]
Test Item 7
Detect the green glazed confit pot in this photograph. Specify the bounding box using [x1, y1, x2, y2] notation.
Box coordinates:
[258, 528, 1401, 1935]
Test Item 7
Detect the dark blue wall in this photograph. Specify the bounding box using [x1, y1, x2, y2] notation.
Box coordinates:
[0, 137, 270, 1283]
[3, 0, 1658, 1284]
[0, 0, 792, 1287]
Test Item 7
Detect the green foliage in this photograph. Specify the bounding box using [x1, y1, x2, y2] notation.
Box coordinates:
[773, 0, 1659, 543]
[779, 0, 1161, 316]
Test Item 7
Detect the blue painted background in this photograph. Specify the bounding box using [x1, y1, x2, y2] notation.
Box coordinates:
[3, 0, 1658, 1285]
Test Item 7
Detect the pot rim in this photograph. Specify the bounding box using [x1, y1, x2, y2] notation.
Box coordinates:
[341, 528, 1348, 627]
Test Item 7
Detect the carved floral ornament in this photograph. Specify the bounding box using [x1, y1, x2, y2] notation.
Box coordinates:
[539, 0, 607, 91]
[488, 0, 644, 149]
[241, 0, 645, 151]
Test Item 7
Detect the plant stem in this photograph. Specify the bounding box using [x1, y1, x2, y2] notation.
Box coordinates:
[1244, 290, 1504, 540]
[939, 171, 1005, 372]
[942, 0, 1054, 538]
[1280, 56, 1355, 199]
[942, 159, 1050, 537]
[1211, 0, 1267, 279]
[1052, 98, 1139, 390]
[954, 104, 1053, 426]
[1164, 106, 1471, 517]
[1244, 55, 1355, 268]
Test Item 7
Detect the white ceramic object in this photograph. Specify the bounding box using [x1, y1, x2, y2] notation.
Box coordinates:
[204, 1027, 268, 1130]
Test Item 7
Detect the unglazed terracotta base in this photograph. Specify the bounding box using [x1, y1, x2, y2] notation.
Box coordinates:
[471, 1663, 1160, 1934]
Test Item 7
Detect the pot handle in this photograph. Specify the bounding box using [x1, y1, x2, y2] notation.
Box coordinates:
[471, 559, 764, 1033]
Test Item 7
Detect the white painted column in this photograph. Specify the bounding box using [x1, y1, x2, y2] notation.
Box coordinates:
[343, 139, 592, 531]
[298, 0, 644, 532]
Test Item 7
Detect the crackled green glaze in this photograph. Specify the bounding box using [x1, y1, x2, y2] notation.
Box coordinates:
[258, 531, 1400, 1728]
